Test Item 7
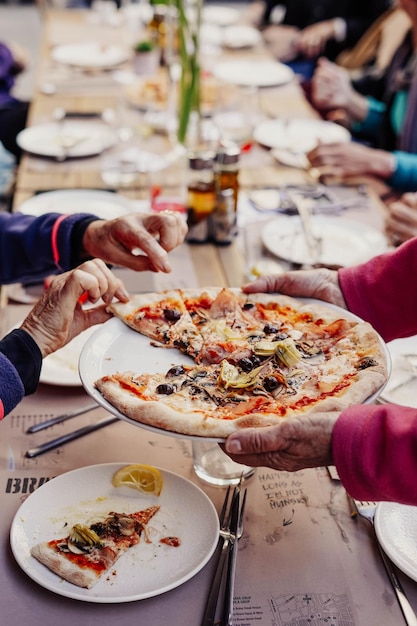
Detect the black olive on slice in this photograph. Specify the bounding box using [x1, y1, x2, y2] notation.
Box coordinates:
[243, 302, 255, 310]
[238, 357, 254, 372]
[163, 308, 181, 322]
[263, 376, 280, 392]
[166, 365, 185, 377]
[251, 355, 262, 368]
[156, 383, 175, 395]
[357, 357, 378, 370]
[264, 323, 280, 335]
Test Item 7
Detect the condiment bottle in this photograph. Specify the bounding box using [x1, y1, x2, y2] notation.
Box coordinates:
[186, 150, 216, 243]
[211, 145, 240, 245]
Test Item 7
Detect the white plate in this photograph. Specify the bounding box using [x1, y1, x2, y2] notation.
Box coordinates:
[42, 325, 102, 386]
[79, 303, 389, 439]
[222, 25, 262, 49]
[51, 42, 130, 69]
[375, 502, 417, 581]
[202, 5, 240, 26]
[18, 189, 134, 219]
[261, 215, 388, 267]
[379, 335, 417, 406]
[212, 60, 294, 87]
[17, 122, 117, 159]
[10, 463, 219, 602]
[254, 119, 351, 152]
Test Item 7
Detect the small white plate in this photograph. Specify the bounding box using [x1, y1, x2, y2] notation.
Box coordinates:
[379, 335, 417, 406]
[254, 119, 351, 152]
[18, 189, 134, 219]
[261, 215, 388, 267]
[51, 42, 130, 69]
[202, 5, 240, 26]
[17, 122, 117, 159]
[41, 325, 102, 386]
[375, 502, 417, 582]
[222, 25, 261, 49]
[212, 60, 294, 87]
[10, 463, 219, 602]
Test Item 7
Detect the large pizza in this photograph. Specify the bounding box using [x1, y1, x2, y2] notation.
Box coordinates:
[92, 287, 388, 439]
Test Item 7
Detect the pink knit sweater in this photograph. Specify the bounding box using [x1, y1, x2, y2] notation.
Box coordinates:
[335, 238, 417, 503]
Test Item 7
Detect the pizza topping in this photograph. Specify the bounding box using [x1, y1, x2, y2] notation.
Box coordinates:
[254, 337, 302, 367]
[163, 308, 181, 322]
[218, 360, 266, 389]
[68, 525, 103, 551]
[357, 356, 378, 370]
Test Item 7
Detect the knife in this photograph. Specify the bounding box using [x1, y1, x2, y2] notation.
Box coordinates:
[26, 403, 99, 433]
[25, 416, 118, 458]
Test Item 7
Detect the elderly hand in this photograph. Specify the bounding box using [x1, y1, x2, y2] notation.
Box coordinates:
[242, 268, 347, 309]
[385, 192, 417, 245]
[82, 212, 188, 273]
[307, 142, 395, 182]
[311, 57, 356, 110]
[224, 412, 339, 471]
[20, 259, 129, 358]
[296, 21, 338, 59]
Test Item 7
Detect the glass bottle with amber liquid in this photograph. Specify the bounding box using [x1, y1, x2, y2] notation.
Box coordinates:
[186, 150, 216, 243]
[211, 144, 240, 245]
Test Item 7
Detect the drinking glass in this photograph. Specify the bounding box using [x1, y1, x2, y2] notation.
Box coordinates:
[192, 440, 256, 487]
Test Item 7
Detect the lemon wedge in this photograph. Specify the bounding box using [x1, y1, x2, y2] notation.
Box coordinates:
[112, 464, 163, 496]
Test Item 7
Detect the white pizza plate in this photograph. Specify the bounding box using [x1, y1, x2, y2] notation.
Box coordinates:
[374, 502, 417, 582]
[202, 5, 240, 26]
[79, 302, 390, 441]
[51, 42, 130, 69]
[261, 215, 388, 268]
[18, 189, 134, 219]
[212, 60, 294, 87]
[379, 335, 417, 407]
[254, 118, 351, 152]
[16, 122, 117, 159]
[10, 463, 219, 603]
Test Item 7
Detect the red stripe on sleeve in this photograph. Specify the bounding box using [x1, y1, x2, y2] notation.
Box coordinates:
[51, 215, 68, 267]
[0, 399, 5, 420]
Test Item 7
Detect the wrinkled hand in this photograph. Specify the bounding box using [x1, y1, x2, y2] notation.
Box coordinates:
[307, 142, 393, 181]
[224, 412, 339, 471]
[82, 212, 188, 273]
[242, 268, 347, 309]
[295, 22, 337, 59]
[311, 57, 355, 110]
[385, 192, 417, 245]
[20, 259, 129, 358]
[262, 24, 299, 62]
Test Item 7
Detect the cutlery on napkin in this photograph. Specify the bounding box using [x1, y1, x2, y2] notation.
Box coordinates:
[25, 416, 118, 458]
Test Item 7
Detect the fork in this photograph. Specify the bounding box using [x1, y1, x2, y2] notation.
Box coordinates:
[201, 482, 247, 626]
[352, 499, 417, 626]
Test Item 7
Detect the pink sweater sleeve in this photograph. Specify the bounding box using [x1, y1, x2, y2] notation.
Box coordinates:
[338, 238, 417, 342]
[335, 239, 417, 503]
[333, 403, 417, 504]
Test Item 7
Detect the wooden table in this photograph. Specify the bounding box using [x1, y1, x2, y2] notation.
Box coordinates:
[4, 7, 415, 626]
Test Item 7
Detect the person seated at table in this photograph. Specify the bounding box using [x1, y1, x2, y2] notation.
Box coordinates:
[0, 209, 187, 284]
[0, 259, 127, 419]
[0, 209, 187, 417]
[385, 191, 417, 245]
[0, 41, 30, 162]
[224, 238, 417, 506]
[307, 0, 417, 192]
[240, 0, 390, 77]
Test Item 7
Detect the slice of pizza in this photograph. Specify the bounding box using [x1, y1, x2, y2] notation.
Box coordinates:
[30, 506, 159, 589]
[107, 290, 203, 359]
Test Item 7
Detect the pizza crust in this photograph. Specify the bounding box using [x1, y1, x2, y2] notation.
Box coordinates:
[31, 542, 104, 589]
